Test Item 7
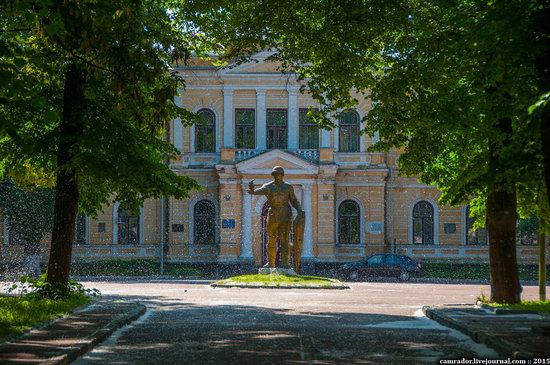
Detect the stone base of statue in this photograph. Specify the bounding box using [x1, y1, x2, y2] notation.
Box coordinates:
[258, 267, 297, 276]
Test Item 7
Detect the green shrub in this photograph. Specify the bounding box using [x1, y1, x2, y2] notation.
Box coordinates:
[70, 259, 202, 277]
[8, 274, 100, 300]
[422, 263, 548, 281]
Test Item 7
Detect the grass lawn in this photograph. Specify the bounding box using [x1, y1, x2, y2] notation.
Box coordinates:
[0, 294, 90, 341]
[480, 300, 550, 314]
[213, 274, 348, 288]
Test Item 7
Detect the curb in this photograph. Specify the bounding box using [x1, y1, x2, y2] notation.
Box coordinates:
[479, 303, 539, 315]
[423, 306, 533, 359]
[210, 283, 350, 289]
[41, 302, 146, 365]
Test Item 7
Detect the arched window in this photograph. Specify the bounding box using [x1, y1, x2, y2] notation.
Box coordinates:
[118, 208, 140, 244]
[413, 201, 434, 244]
[194, 200, 216, 244]
[466, 206, 488, 245]
[195, 109, 216, 152]
[338, 110, 360, 152]
[338, 200, 360, 244]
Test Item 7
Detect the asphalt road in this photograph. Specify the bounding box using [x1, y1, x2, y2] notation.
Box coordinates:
[72, 281, 541, 364]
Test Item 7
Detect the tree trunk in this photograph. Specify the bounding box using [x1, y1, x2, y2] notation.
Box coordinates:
[539, 223, 546, 302]
[541, 106, 550, 206]
[487, 187, 521, 303]
[45, 63, 85, 286]
[486, 117, 521, 304]
[534, 5, 550, 209]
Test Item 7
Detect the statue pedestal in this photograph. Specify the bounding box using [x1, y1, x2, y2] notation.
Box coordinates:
[258, 267, 297, 276]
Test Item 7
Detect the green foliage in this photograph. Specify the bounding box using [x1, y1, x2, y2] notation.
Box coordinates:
[0, 178, 54, 245]
[70, 259, 202, 277]
[0, 292, 90, 341]
[0, 0, 204, 215]
[190, 0, 549, 223]
[480, 300, 550, 313]
[8, 274, 100, 300]
[422, 263, 547, 281]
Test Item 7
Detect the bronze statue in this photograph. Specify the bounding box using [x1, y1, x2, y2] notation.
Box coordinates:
[248, 166, 305, 271]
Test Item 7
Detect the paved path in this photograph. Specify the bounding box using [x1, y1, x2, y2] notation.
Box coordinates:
[69, 281, 541, 364]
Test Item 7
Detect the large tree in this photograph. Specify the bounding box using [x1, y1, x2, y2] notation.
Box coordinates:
[1, 0, 202, 293]
[189, 0, 549, 302]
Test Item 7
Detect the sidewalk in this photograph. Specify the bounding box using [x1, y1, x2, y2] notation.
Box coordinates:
[2, 299, 549, 364]
[424, 304, 550, 359]
[0, 299, 145, 365]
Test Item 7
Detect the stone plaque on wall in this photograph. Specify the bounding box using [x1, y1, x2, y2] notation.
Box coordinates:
[444, 223, 456, 234]
[222, 219, 236, 229]
[172, 224, 184, 232]
[367, 222, 384, 234]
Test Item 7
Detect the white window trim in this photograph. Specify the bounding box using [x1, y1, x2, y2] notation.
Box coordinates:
[408, 198, 439, 245]
[112, 202, 145, 244]
[188, 195, 220, 245]
[190, 106, 221, 153]
[74, 215, 90, 244]
[335, 197, 366, 245]
[336, 109, 363, 153]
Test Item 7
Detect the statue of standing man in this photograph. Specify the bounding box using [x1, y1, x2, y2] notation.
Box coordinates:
[248, 166, 305, 272]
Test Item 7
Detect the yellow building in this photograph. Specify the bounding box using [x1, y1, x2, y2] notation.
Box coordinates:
[0, 52, 542, 268]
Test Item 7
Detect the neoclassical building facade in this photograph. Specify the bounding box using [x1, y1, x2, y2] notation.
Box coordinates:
[0, 52, 541, 266]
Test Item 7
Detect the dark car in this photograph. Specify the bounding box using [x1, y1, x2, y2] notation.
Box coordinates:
[339, 254, 422, 281]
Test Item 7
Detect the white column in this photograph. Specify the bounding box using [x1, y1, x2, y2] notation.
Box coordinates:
[333, 125, 339, 152]
[173, 95, 183, 151]
[256, 89, 266, 150]
[240, 186, 253, 258]
[223, 88, 234, 147]
[302, 184, 314, 258]
[288, 89, 299, 149]
[321, 129, 331, 148]
[190, 125, 195, 153]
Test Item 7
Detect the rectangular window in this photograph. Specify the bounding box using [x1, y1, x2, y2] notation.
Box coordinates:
[235, 109, 255, 149]
[299, 108, 319, 149]
[75, 215, 87, 244]
[266, 109, 288, 149]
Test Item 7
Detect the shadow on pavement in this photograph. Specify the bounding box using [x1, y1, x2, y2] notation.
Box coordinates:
[73, 293, 483, 365]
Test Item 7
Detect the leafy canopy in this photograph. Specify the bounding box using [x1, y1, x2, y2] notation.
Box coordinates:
[188, 0, 549, 226]
[0, 0, 208, 213]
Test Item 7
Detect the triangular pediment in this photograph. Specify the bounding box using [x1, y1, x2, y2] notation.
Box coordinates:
[220, 51, 285, 75]
[236, 150, 318, 175]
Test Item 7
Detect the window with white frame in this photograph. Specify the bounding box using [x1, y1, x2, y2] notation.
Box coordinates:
[235, 109, 255, 149]
[338, 200, 360, 244]
[266, 109, 288, 149]
[194, 200, 216, 244]
[117, 208, 140, 244]
[413, 201, 434, 244]
[195, 109, 216, 152]
[299, 108, 319, 149]
[338, 110, 360, 152]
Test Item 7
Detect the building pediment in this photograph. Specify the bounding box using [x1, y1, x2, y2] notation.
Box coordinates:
[220, 51, 286, 75]
[236, 150, 318, 175]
